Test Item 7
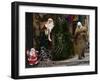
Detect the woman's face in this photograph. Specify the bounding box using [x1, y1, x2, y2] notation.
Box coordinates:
[78, 25, 81, 28]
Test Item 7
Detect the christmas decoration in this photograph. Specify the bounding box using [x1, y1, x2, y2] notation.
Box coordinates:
[51, 16, 74, 61]
[26, 48, 39, 65]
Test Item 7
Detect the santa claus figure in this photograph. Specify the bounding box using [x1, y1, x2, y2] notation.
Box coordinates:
[26, 48, 39, 65]
[45, 18, 54, 42]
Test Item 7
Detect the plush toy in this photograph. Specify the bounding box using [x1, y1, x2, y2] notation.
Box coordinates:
[26, 48, 39, 65]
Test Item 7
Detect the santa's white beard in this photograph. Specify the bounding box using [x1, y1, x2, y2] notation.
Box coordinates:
[45, 22, 54, 41]
[45, 23, 54, 34]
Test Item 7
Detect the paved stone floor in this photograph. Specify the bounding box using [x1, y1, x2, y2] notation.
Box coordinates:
[32, 52, 90, 67]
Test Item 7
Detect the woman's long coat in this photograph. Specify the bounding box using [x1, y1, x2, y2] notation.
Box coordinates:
[74, 26, 88, 57]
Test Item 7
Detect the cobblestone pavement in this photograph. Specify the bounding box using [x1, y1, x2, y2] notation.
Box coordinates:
[35, 52, 89, 67]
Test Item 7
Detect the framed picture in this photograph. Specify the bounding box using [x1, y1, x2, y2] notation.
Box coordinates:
[11, 1, 98, 79]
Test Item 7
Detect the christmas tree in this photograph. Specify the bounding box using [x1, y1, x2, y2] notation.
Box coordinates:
[51, 16, 74, 61]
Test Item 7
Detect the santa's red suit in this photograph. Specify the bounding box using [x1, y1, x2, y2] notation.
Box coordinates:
[27, 48, 39, 65]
